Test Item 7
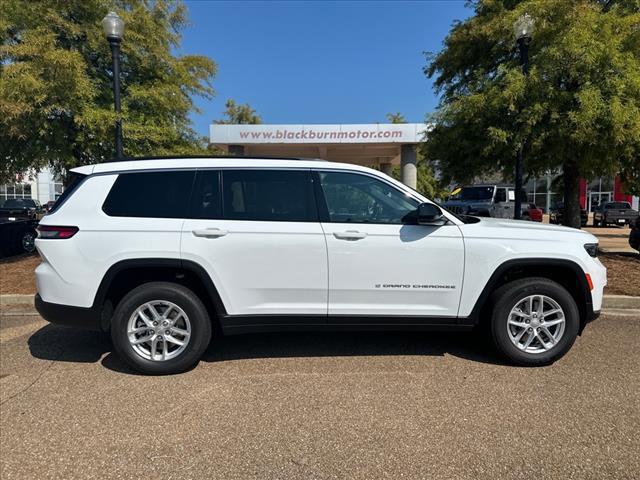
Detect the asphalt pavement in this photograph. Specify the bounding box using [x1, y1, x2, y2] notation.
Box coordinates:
[1, 311, 639, 480]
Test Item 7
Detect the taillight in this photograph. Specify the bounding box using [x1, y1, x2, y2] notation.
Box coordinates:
[36, 225, 79, 239]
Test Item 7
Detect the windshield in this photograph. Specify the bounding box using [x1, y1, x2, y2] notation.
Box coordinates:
[453, 186, 494, 201]
[604, 202, 631, 209]
[1, 198, 36, 208]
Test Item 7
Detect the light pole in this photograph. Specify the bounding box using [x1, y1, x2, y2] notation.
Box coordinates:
[102, 11, 125, 160]
[513, 13, 534, 220]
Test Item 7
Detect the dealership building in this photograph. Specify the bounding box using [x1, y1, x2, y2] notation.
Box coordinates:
[1, 123, 636, 212]
[0, 168, 63, 206]
[210, 122, 639, 212]
[210, 123, 425, 189]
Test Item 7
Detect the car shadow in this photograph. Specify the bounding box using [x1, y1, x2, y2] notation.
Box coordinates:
[27, 325, 505, 375]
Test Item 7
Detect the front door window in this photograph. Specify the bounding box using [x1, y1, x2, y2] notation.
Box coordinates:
[317, 171, 419, 224]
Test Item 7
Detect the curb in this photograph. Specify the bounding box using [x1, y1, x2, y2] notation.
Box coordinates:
[0, 294, 34, 305]
[2, 293, 640, 310]
[602, 295, 640, 310]
[599, 248, 638, 255]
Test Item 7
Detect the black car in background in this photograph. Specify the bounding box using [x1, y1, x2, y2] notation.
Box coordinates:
[0, 198, 41, 258]
[0, 198, 43, 221]
[593, 201, 639, 227]
[0, 218, 38, 258]
[630, 216, 640, 252]
[549, 202, 588, 227]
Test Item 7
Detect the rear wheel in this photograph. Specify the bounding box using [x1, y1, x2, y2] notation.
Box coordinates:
[111, 282, 212, 375]
[21, 231, 36, 253]
[490, 278, 580, 366]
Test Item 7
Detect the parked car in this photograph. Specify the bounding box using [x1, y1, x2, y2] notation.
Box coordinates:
[522, 203, 543, 222]
[0, 198, 43, 221]
[593, 201, 639, 227]
[443, 184, 527, 219]
[0, 218, 38, 258]
[629, 216, 640, 252]
[549, 202, 588, 227]
[44, 200, 57, 213]
[35, 157, 606, 374]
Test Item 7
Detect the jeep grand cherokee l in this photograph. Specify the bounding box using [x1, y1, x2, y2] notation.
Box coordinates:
[34, 157, 606, 374]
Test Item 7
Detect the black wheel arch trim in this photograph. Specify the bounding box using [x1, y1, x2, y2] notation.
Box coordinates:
[468, 258, 595, 325]
[92, 257, 228, 316]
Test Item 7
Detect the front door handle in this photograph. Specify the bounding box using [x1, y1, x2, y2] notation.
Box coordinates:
[192, 228, 228, 238]
[333, 230, 367, 240]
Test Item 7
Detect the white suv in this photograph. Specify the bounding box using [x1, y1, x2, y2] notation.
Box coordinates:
[35, 157, 606, 374]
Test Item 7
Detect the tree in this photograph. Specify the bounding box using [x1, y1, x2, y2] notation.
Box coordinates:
[424, 0, 640, 227]
[386, 112, 407, 124]
[215, 99, 262, 124]
[0, 0, 216, 182]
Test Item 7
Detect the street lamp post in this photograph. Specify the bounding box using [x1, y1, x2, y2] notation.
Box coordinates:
[513, 13, 534, 220]
[102, 11, 125, 160]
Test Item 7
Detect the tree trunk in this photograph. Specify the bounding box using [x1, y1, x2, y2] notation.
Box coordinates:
[563, 160, 582, 228]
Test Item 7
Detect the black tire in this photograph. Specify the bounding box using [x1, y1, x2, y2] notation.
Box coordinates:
[21, 231, 36, 253]
[490, 277, 580, 366]
[111, 282, 212, 375]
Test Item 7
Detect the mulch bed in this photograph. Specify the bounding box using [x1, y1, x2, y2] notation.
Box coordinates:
[1, 252, 639, 297]
[599, 253, 640, 296]
[0, 254, 40, 296]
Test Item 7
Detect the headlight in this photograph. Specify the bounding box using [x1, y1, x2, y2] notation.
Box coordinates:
[584, 243, 598, 257]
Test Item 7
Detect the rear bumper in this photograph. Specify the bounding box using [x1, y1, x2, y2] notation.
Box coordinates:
[35, 294, 102, 331]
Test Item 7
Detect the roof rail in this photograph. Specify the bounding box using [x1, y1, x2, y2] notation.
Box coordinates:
[106, 155, 327, 162]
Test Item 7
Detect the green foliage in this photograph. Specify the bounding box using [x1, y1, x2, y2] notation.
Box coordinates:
[424, 0, 640, 223]
[386, 112, 407, 124]
[215, 99, 262, 124]
[0, 0, 216, 182]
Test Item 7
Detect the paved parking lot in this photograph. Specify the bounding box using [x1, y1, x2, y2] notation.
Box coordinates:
[584, 226, 636, 253]
[1, 311, 639, 479]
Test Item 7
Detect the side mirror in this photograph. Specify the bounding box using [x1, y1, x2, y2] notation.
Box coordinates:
[417, 202, 445, 226]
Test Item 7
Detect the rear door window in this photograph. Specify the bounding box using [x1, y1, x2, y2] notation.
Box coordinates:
[102, 170, 195, 218]
[221, 169, 316, 222]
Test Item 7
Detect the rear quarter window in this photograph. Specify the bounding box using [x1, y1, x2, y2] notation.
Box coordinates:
[102, 170, 195, 218]
[47, 173, 87, 214]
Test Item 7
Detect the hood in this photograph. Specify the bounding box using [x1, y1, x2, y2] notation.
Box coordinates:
[460, 216, 598, 242]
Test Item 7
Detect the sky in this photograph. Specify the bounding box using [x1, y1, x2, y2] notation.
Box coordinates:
[180, 0, 473, 137]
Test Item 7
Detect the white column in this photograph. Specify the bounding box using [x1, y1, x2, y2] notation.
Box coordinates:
[400, 144, 417, 189]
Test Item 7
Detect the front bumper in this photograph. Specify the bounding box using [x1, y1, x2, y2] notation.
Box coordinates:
[35, 294, 103, 331]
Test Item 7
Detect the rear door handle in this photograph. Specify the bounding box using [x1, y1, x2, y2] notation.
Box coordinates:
[192, 228, 228, 238]
[333, 230, 367, 240]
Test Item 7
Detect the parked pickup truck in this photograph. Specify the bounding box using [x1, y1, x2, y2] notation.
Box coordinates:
[0, 198, 43, 221]
[443, 184, 527, 219]
[593, 201, 639, 227]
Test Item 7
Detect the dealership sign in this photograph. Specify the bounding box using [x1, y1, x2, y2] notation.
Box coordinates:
[210, 123, 428, 145]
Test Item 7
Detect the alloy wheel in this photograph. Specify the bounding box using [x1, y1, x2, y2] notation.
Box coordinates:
[507, 295, 566, 354]
[127, 300, 191, 361]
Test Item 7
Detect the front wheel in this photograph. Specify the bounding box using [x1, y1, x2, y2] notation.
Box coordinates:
[490, 278, 580, 366]
[111, 282, 212, 375]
